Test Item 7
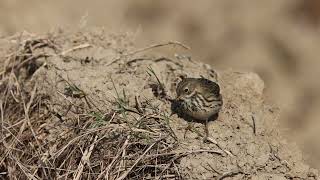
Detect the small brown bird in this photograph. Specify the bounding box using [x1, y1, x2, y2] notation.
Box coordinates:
[176, 77, 223, 140]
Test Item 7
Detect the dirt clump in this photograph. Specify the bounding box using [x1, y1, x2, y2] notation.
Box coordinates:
[0, 29, 318, 179]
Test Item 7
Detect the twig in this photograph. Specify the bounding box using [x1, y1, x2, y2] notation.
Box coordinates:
[153, 57, 183, 68]
[15, 54, 51, 70]
[117, 139, 128, 179]
[0, 100, 4, 138]
[151, 174, 177, 179]
[147, 66, 170, 100]
[172, 160, 181, 179]
[205, 163, 222, 176]
[110, 76, 120, 100]
[194, 132, 234, 157]
[127, 41, 190, 56]
[134, 95, 143, 114]
[251, 114, 256, 135]
[126, 56, 183, 68]
[218, 169, 243, 180]
[144, 149, 223, 159]
[106, 41, 190, 66]
[147, 67, 162, 88]
[154, 149, 224, 180]
[60, 43, 92, 56]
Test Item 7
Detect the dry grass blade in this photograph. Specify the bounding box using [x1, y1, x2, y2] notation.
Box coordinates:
[10, 154, 40, 180]
[1, 82, 38, 165]
[60, 43, 92, 56]
[97, 135, 131, 179]
[73, 135, 99, 180]
[218, 169, 243, 180]
[116, 137, 163, 180]
[125, 41, 190, 56]
[0, 100, 4, 136]
[107, 41, 190, 66]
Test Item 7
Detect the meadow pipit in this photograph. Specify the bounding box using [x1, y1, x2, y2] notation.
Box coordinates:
[176, 77, 223, 141]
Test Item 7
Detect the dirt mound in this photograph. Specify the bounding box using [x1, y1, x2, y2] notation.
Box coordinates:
[0, 29, 318, 179]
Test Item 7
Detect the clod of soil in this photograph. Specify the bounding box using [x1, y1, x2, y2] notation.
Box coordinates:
[0, 29, 318, 179]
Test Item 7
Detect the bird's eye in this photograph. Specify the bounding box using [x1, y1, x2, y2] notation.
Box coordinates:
[184, 88, 189, 93]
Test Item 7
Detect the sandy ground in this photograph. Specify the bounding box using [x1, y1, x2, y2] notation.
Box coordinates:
[1, 0, 320, 172]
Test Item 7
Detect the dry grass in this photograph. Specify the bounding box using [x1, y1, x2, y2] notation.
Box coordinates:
[0, 33, 219, 180]
[1, 30, 317, 180]
[0, 35, 180, 180]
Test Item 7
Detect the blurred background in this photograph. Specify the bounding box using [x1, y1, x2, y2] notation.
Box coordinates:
[1, 0, 319, 169]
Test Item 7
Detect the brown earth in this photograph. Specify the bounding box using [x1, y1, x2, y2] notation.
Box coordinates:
[1, 1, 320, 170]
[0, 29, 318, 179]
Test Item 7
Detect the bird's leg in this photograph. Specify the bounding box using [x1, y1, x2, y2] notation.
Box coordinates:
[203, 117, 219, 144]
[204, 119, 209, 141]
[184, 121, 194, 139]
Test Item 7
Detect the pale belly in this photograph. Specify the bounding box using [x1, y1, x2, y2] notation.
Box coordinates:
[186, 110, 217, 121]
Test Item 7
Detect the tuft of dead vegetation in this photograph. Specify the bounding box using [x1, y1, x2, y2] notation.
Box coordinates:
[0, 29, 318, 180]
[0, 31, 217, 180]
[0, 34, 180, 179]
